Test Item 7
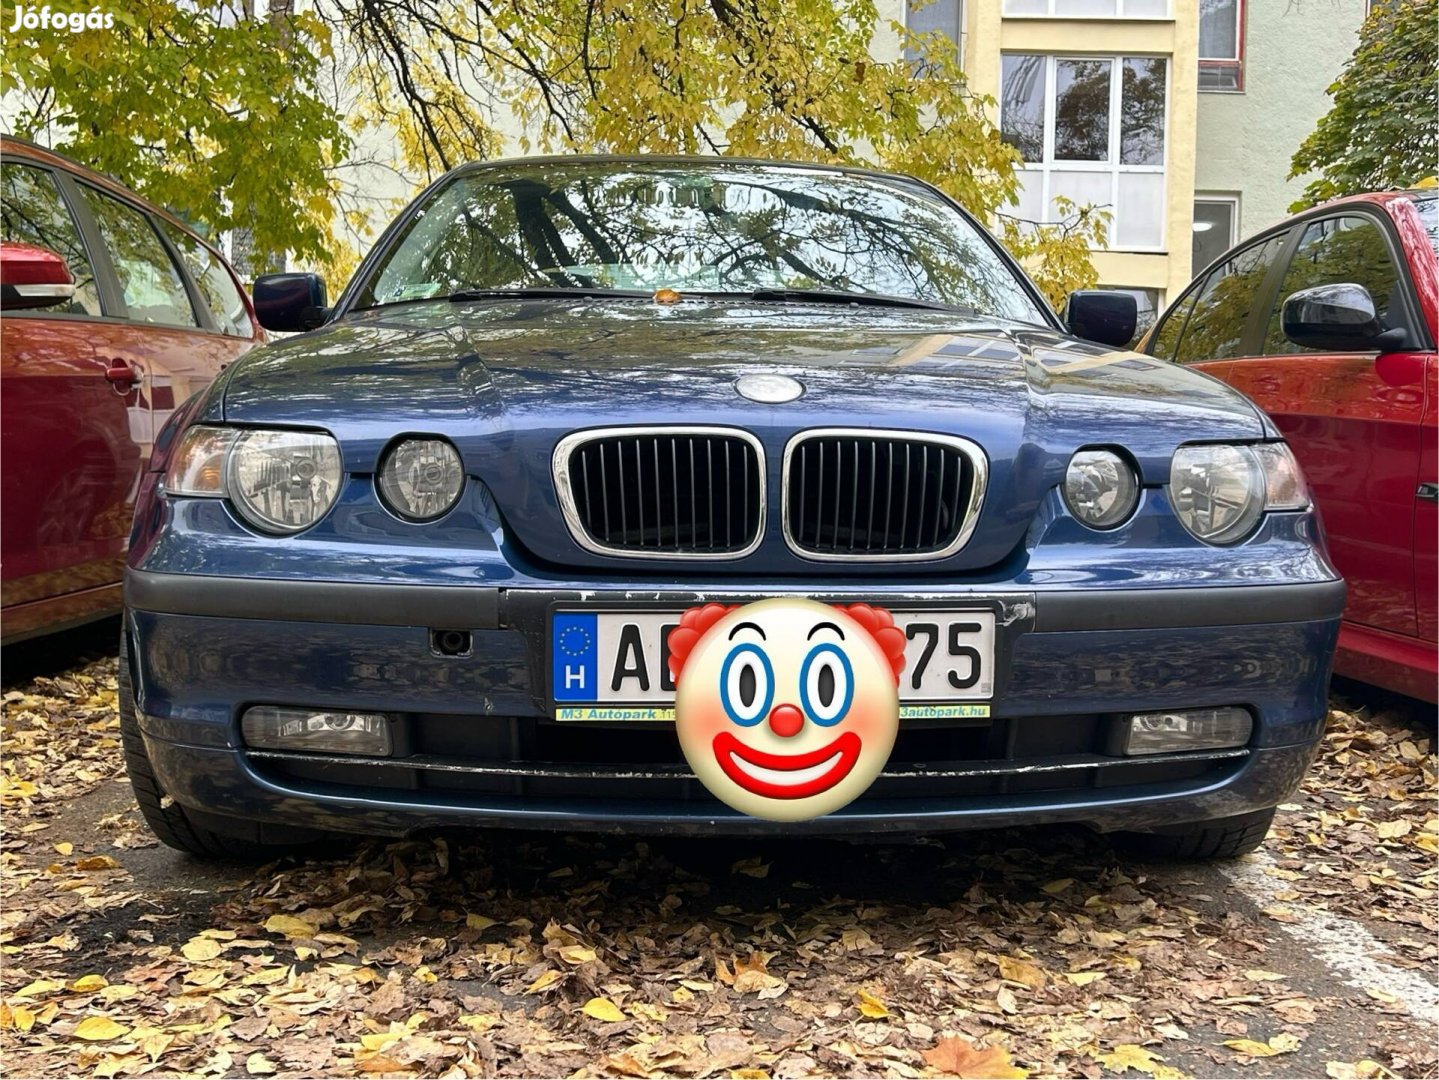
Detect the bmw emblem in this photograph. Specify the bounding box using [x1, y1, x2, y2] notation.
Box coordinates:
[735, 373, 805, 404]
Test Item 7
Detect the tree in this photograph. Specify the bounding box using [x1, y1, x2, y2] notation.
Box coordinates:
[1288, 0, 1439, 210]
[1, 0, 350, 268]
[4, 0, 1106, 303]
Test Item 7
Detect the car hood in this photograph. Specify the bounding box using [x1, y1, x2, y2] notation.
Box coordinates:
[216, 298, 1268, 574]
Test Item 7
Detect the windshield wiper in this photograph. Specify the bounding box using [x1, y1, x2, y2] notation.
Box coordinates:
[446, 286, 653, 302]
[717, 288, 975, 313]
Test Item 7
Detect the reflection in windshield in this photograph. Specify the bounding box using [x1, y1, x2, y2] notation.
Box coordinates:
[355, 163, 1046, 323]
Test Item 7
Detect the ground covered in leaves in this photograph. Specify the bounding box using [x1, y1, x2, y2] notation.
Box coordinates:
[0, 652, 1434, 1079]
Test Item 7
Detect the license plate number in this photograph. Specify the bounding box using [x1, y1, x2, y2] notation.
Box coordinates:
[551, 609, 995, 720]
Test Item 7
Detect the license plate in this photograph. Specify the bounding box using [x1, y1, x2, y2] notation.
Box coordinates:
[551, 608, 995, 721]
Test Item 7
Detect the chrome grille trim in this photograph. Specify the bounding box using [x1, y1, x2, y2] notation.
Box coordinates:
[553, 426, 766, 560]
[781, 428, 988, 562]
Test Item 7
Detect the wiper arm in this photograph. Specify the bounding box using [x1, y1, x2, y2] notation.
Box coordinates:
[728, 288, 975, 313]
[446, 287, 653, 302]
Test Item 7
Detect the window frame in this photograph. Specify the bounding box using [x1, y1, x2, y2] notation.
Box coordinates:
[1145, 202, 1435, 363]
[74, 179, 217, 333]
[1002, 51, 1171, 253]
[902, 0, 966, 68]
[159, 217, 256, 339]
[1198, 0, 1245, 93]
[1002, 0, 1173, 19]
[1192, 193, 1239, 276]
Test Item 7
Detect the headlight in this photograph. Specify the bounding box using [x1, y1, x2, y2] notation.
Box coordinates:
[1063, 449, 1139, 529]
[228, 430, 342, 533]
[1169, 442, 1307, 544]
[165, 425, 344, 533]
[377, 437, 464, 521]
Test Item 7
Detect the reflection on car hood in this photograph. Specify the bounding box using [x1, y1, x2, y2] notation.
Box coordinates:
[214, 298, 1268, 573]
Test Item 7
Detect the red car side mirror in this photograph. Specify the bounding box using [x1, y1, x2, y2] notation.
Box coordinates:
[0, 241, 77, 311]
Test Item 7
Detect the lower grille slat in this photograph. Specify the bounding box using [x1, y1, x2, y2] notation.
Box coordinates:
[785, 429, 986, 560]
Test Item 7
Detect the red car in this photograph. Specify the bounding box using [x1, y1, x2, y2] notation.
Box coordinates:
[1144, 190, 1438, 703]
[1, 137, 263, 643]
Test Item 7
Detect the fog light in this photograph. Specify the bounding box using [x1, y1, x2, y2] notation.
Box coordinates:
[242, 707, 392, 755]
[1109, 707, 1252, 756]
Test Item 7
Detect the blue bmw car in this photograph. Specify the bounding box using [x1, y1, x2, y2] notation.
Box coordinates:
[121, 157, 1343, 860]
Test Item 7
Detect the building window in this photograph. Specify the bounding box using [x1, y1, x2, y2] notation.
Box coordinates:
[1004, 0, 1170, 16]
[905, 0, 964, 67]
[1192, 196, 1238, 275]
[1198, 0, 1244, 91]
[1001, 53, 1169, 250]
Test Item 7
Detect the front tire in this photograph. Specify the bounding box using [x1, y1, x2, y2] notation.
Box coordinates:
[118, 630, 309, 861]
[1113, 808, 1276, 861]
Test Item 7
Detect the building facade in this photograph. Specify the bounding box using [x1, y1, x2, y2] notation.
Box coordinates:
[1191, 0, 1368, 279]
[883, 0, 1365, 322]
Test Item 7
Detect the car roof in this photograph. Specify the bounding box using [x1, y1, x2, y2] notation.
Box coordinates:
[1, 134, 211, 244]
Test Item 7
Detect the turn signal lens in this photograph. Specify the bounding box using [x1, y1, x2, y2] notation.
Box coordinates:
[228, 429, 343, 534]
[1063, 449, 1140, 529]
[1252, 442, 1309, 510]
[377, 437, 465, 521]
[165, 426, 236, 496]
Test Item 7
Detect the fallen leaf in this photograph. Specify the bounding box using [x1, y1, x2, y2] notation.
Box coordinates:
[582, 997, 626, 1022]
[181, 936, 223, 962]
[246, 1052, 277, 1075]
[923, 1036, 1028, 1078]
[263, 914, 317, 939]
[857, 989, 890, 1019]
[68, 974, 109, 992]
[465, 913, 496, 931]
[75, 855, 120, 871]
[73, 1016, 130, 1041]
[995, 955, 1046, 991]
[54, 842, 74, 856]
[1224, 1034, 1301, 1057]
[525, 969, 563, 994]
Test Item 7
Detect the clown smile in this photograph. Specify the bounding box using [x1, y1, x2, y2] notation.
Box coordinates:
[712, 730, 862, 800]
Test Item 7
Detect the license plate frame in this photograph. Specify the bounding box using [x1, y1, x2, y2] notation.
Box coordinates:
[548, 603, 998, 721]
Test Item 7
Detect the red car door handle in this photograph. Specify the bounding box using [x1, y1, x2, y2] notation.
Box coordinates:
[102, 359, 140, 388]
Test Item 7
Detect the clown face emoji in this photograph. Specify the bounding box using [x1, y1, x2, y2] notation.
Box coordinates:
[668, 598, 905, 821]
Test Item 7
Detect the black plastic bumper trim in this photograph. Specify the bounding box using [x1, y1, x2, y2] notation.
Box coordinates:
[125, 570, 499, 629]
[1031, 579, 1346, 632]
[125, 570, 1343, 633]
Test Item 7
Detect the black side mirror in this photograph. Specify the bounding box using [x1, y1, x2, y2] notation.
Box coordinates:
[1282, 283, 1408, 353]
[1065, 290, 1137, 349]
[253, 272, 328, 332]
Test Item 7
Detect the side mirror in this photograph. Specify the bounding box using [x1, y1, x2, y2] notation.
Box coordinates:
[1065, 290, 1137, 349]
[1282, 283, 1408, 353]
[253, 272, 328, 332]
[0, 241, 76, 311]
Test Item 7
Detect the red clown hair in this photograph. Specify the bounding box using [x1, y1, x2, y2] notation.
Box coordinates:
[667, 602, 907, 687]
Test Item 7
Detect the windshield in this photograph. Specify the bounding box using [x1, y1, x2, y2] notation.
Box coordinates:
[351, 161, 1047, 323]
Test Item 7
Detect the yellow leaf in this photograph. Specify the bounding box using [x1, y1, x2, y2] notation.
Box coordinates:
[1244, 969, 1286, 982]
[181, 937, 223, 962]
[525, 969, 563, 994]
[54, 842, 74, 856]
[246, 1052, 277, 1075]
[1063, 971, 1105, 986]
[1098, 1044, 1176, 1076]
[68, 975, 109, 992]
[141, 1033, 173, 1062]
[1041, 878, 1074, 894]
[731, 1071, 770, 1080]
[1376, 820, 1411, 839]
[73, 1016, 130, 1041]
[582, 997, 626, 1022]
[995, 955, 1046, 991]
[360, 1032, 402, 1052]
[13, 979, 63, 998]
[465, 913, 496, 931]
[263, 914, 317, 939]
[1224, 1034, 1300, 1057]
[857, 989, 890, 1019]
[1, 1004, 36, 1031]
[412, 966, 437, 984]
[75, 855, 120, 871]
[458, 1014, 500, 1032]
[558, 945, 596, 965]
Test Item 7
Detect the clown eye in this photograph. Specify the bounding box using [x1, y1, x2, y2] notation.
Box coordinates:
[719, 644, 773, 727]
[800, 644, 853, 727]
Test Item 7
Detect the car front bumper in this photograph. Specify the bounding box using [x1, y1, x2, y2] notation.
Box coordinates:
[124, 571, 1343, 839]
